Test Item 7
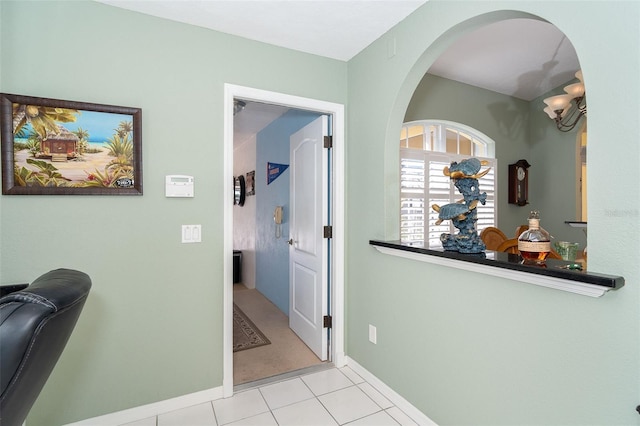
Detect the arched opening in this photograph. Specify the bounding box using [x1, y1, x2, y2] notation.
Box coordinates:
[385, 11, 587, 252]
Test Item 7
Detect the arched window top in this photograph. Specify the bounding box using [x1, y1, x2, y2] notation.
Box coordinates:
[400, 120, 496, 158]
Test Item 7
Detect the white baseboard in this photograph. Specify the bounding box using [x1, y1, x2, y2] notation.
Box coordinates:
[64, 386, 223, 425]
[66, 359, 433, 425]
[346, 356, 438, 426]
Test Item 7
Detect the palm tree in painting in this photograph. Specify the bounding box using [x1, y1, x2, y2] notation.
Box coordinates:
[115, 120, 133, 138]
[14, 126, 27, 139]
[12, 104, 78, 139]
[82, 122, 135, 187]
[26, 129, 42, 157]
[106, 132, 133, 163]
[73, 127, 90, 155]
[72, 127, 89, 141]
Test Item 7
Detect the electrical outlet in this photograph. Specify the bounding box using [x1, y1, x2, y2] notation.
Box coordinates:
[369, 324, 377, 344]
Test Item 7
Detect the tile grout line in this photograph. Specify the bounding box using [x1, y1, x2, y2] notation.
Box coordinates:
[123, 367, 415, 426]
[209, 400, 219, 426]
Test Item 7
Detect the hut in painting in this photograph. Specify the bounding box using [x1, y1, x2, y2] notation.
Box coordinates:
[40, 125, 79, 161]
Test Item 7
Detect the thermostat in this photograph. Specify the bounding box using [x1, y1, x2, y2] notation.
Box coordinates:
[165, 175, 194, 197]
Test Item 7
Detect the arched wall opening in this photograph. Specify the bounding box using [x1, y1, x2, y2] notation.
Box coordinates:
[383, 10, 585, 247]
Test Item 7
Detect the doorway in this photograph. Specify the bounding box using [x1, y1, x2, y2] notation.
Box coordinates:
[233, 106, 325, 384]
[223, 84, 345, 397]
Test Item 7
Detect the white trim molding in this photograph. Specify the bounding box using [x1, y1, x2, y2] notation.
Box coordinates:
[223, 84, 346, 396]
[64, 387, 223, 426]
[346, 357, 438, 425]
[66, 362, 429, 426]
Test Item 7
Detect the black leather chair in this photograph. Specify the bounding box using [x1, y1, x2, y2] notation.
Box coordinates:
[0, 268, 91, 426]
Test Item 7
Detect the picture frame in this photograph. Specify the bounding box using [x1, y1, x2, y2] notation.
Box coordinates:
[246, 170, 255, 196]
[1, 93, 142, 195]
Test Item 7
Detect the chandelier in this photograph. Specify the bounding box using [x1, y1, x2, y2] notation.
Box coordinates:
[543, 70, 586, 132]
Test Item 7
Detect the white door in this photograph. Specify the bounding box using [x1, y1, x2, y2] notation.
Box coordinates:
[289, 115, 329, 361]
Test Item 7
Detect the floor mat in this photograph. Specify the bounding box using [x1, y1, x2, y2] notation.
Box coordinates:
[233, 303, 271, 352]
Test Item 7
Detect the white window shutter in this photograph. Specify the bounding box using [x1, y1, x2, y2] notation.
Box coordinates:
[400, 121, 497, 249]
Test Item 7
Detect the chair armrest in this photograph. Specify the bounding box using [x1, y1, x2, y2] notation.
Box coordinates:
[0, 284, 29, 298]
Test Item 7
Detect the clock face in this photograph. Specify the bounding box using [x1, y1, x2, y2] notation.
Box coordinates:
[517, 166, 525, 181]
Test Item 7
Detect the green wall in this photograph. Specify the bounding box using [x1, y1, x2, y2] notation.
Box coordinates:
[0, 1, 346, 424]
[528, 84, 588, 247]
[1, 1, 639, 425]
[405, 73, 587, 247]
[347, 1, 638, 425]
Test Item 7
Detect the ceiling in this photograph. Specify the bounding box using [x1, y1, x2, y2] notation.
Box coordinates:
[233, 101, 289, 148]
[428, 18, 580, 102]
[96, 1, 581, 140]
[96, 0, 427, 62]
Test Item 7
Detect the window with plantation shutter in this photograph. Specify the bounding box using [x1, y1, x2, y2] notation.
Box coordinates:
[400, 120, 497, 249]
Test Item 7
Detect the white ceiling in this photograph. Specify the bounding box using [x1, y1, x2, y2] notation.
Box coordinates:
[96, 1, 581, 139]
[96, 0, 427, 62]
[428, 18, 580, 101]
[233, 101, 289, 148]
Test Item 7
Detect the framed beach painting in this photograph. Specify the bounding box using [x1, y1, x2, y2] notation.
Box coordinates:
[1, 93, 142, 195]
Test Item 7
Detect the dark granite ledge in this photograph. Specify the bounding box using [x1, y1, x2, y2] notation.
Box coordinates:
[370, 240, 624, 290]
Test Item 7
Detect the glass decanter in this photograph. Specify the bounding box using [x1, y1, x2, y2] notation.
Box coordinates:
[517, 211, 551, 264]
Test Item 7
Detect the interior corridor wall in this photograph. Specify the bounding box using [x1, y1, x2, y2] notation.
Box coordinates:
[345, 2, 639, 424]
[0, 2, 347, 424]
[234, 136, 257, 289]
[255, 110, 321, 315]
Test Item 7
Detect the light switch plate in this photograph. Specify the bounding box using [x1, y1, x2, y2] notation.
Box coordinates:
[182, 225, 202, 243]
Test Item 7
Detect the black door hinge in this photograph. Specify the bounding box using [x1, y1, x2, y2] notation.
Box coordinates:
[324, 136, 333, 149]
[323, 225, 332, 238]
[323, 315, 332, 328]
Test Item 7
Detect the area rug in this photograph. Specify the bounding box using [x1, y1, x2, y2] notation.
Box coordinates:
[233, 303, 271, 352]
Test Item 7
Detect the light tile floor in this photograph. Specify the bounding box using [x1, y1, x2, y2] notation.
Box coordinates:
[121, 367, 419, 426]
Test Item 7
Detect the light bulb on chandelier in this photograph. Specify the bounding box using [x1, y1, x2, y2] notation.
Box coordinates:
[543, 70, 587, 132]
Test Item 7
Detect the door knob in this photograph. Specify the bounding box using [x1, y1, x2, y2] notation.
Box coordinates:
[288, 238, 295, 245]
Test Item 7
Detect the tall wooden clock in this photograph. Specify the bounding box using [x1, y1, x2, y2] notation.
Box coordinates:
[508, 159, 530, 206]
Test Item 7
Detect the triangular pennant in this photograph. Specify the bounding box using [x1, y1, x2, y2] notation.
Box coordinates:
[267, 162, 289, 185]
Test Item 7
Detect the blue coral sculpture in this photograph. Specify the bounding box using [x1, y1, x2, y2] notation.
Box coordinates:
[431, 158, 490, 254]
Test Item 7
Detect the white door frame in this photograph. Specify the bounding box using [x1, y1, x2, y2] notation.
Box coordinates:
[223, 84, 345, 397]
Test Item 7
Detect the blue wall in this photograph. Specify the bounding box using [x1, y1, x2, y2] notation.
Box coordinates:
[255, 110, 321, 315]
